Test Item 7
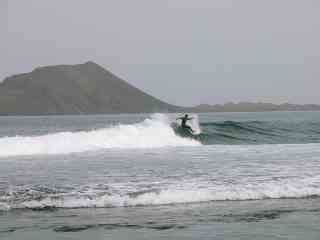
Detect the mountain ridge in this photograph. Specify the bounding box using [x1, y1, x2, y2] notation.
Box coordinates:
[0, 62, 188, 115]
[1, 62, 320, 115]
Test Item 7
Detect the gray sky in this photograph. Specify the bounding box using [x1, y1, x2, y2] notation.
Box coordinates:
[2, 0, 320, 106]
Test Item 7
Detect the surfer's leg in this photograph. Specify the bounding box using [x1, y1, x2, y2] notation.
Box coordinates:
[186, 125, 194, 132]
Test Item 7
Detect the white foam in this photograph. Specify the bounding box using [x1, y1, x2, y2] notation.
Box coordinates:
[0, 114, 201, 157]
[5, 176, 320, 210]
[189, 114, 202, 134]
[0, 202, 11, 211]
[109, 176, 320, 206]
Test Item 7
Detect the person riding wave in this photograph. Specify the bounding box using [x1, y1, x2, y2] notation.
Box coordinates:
[176, 114, 194, 133]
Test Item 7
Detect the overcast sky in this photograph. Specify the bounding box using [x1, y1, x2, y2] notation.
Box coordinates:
[2, 0, 320, 106]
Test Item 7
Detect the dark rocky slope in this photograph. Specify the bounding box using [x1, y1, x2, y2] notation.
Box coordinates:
[0, 62, 186, 115]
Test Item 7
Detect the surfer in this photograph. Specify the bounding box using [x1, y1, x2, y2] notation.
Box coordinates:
[177, 114, 194, 133]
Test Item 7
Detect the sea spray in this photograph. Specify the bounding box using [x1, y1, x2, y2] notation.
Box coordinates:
[189, 114, 202, 134]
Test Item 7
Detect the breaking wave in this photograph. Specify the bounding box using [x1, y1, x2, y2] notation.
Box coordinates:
[0, 114, 200, 157]
[1, 114, 320, 157]
[1, 176, 320, 211]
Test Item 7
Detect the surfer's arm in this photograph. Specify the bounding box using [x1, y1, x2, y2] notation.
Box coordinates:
[187, 117, 193, 120]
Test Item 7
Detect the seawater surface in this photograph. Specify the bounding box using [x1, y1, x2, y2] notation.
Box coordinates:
[1, 112, 320, 239]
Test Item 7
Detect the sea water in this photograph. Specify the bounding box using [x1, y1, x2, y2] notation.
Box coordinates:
[0, 112, 320, 239]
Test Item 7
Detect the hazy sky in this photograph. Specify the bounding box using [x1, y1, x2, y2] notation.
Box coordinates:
[2, 0, 320, 106]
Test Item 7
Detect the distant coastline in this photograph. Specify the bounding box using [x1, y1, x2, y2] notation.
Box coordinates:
[193, 102, 320, 113]
[1, 62, 319, 115]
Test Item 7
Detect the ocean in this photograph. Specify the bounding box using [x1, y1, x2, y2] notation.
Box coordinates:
[0, 111, 320, 239]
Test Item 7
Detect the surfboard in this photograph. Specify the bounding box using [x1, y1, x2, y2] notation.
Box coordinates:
[170, 122, 199, 139]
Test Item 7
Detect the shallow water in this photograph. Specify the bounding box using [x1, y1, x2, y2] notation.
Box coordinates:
[1, 112, 320, 239]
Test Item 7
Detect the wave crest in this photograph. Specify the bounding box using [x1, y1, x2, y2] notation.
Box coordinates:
[2, 176, 320, 211]
[0, 114, 200, 157]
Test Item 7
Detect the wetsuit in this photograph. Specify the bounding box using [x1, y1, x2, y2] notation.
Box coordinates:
[178, 115, 194, 132]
